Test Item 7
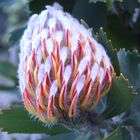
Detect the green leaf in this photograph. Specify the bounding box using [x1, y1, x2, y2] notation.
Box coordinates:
[104, 126, 122, 140]
[72, 0, 107, 31]
[29, 0, 77, 14]
[0, 61, 17, 82]
[0, 106, 70, 134]
[117, 49, 140, 94]
[9, 27, 26, 46]
[95, 27, 120, 75]
[102, 74, 136, 119]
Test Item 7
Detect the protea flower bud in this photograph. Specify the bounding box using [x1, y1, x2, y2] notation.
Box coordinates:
[19, 3, 114, 128]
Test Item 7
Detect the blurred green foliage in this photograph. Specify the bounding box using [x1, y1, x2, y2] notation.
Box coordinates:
[0, 0, 140, 140]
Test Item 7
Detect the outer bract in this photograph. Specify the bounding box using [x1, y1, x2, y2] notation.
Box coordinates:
[19, 3, 114, 127]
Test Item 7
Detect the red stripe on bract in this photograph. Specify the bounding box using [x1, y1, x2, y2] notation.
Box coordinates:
[23, 88, 37, 114]
[72, 51, 78, 77]
[38, 83, 46, 110]
[31, 49, 36, 65]
[47, 96, 54, 120]
[37, 103, 47, 123]
[27, 71, 34, 86]
[69, 72, 79, 100]
[51, 52, 57, 78]
[89, 83, 101, 111]
[101, 69, 112, 96]
[88, 38, 96, 53]
[68, 92, 78, 118]
[80, 79, 92, 107]
[57, 60, 63, 88]
[54, 40, 60, 66]
[44, 72, 51, 89]
[78, 40, 85, 60]
[84, 62, 90, 87]
[34, 64, 39, 86]
[59, 81, 66, 110]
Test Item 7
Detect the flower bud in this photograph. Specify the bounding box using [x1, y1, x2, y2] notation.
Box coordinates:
[19, 3, 114, 126]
